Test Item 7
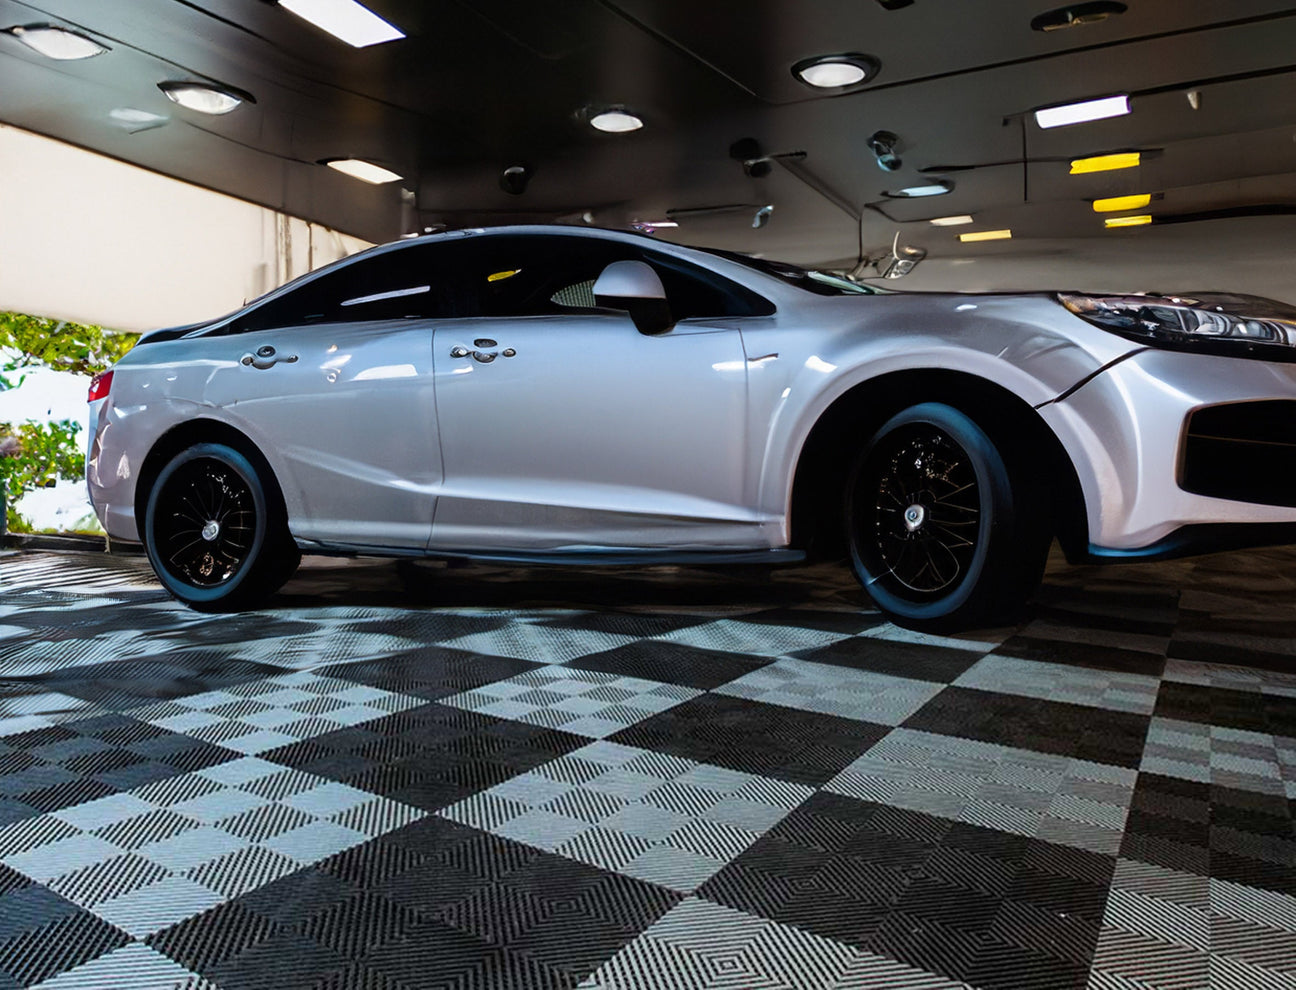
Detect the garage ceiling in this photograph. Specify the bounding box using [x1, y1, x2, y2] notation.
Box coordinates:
[3, 0, 1296, 281]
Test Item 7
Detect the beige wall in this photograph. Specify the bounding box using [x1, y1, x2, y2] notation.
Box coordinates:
[0, 125, 372, 332]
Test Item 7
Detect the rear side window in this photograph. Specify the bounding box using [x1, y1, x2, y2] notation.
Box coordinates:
[225, 243, 457, 333]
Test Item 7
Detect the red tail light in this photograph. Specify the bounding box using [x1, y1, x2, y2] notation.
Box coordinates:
[87, 370, 114, 402]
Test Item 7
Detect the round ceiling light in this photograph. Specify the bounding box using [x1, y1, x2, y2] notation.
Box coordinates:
[5, 23, 107, 59]
[792, 54, 880, 90]
[588, 109, 644, 133]
[158, 80, 254, 115]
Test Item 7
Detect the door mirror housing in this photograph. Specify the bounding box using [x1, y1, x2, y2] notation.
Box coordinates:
[593, 260, 674, 334]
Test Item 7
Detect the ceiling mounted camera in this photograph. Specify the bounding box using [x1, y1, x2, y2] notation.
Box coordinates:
[499, 164, 532, 195]
[867, 131, 901, 172]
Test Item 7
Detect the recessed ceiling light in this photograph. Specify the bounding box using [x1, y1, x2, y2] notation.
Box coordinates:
[792, 54, 880, 90]
[1035, 94, 1130, 128]
[589, 109, 644, 133]
[277, 0, 404, 48]
[959, 229, 1013, 243]
[884, 181, 953, 198]
[1093, 193, 1151, 212]
[158, 81, 252, 115]
[1105, 215, 1152, 227]
[929, 215, 975, 226]
[323, 158, 402, 183]
[4, 23, 107, 59]
[1070, 152, 1140, 174]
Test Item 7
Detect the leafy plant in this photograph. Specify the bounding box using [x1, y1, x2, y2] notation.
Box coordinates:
[0, 311, 137, 388]
[1, 420, 85, 533]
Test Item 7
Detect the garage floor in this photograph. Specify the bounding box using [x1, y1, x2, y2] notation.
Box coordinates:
[0, 546, 1294, 990]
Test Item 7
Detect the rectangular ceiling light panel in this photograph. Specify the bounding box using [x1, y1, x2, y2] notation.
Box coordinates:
[278, 0, 405, 47]
[326, 159, 402, 183]
[1035, 94, 1130, 129]
[1093, 193, 1151, 213]
[1070, 152, 1140, 174]
[959, 229, 1013, 243]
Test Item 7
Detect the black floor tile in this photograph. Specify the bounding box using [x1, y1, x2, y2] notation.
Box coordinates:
[0, 881, 129, 988]
[611, 693, 889, 786]
[31, 653, 287, 710]
[792, 636, 984, 681]
[903, 686, 1151, 768]
[1154, 679, 1296, 735]
[738, 608, 885, 635]
[321, 647, 542, 701]
[263, 703, 587, 811]
[994, 635, 1166, 677]
[566, 640, 771, 690]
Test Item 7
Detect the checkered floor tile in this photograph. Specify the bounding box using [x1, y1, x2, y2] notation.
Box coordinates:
[1, 545, 1295, 988]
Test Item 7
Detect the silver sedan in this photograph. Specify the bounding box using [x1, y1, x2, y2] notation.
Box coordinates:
[87, 225, 1296, 629]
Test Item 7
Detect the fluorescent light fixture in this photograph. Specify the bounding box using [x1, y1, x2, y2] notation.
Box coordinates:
[277, 0, 404, 48]
[158, 80, 251, 115]
[959, 229, 1013, 243]
[324, 158, 402, 183]
[589, 109, 643, 133]
[1034, 94, 1130, 129]
[1093, 193, 1151, 212]
[792, 54, 879, 89]
[1070, 152, 1140, 174]
[885, 182, 952, 198]
[5, 23, 107, 59]
[929, 214, 974, 226]
[1105, 214, 1152, 227]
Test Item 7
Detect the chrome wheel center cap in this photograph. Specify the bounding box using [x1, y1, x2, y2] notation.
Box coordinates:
[903, 504, 926, 532]
[201, 520, 221, 542]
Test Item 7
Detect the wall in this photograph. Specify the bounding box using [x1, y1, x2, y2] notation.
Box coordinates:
[0, 125, 372, 332]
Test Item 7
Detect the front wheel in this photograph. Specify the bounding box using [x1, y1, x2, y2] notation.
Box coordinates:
[846, 403, 1048, 631]
[143, 443, 299, 610]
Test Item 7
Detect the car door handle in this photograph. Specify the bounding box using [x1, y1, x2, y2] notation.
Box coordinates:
[450, 345, 516, 362]
[240, 346, 299, 370]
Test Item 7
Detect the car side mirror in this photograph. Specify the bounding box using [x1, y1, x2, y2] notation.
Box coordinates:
[593, 260, 674, 335]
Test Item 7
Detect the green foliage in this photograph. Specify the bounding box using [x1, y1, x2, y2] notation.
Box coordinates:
[1, 420, 85, 533]
[0, 311, 138, 388]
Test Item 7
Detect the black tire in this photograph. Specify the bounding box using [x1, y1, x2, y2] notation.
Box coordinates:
[143, 442, 298, 610]
[846, 402, 1049, 631]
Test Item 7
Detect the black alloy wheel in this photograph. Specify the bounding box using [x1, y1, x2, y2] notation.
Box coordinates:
[846, 402, 1048, 630]
[144, 442, 298, 609]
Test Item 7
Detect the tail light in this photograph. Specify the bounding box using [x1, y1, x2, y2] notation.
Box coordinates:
[87, 370, 114, 402]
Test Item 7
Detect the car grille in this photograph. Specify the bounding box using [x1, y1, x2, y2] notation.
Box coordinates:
[1180, 400, 1296, 507]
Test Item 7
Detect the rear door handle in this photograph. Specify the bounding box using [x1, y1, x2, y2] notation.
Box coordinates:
[240, 345, 298, 370]
[450, 344, 516, 362]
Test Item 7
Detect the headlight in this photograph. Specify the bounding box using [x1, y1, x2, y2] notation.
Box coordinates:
[1059, 291, 1296, 361]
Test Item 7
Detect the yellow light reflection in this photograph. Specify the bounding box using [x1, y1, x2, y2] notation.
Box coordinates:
[1093, 193, 1151, 213]
[1070, 152, 1140, 174]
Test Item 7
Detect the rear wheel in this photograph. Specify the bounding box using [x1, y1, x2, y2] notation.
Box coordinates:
[846, 402, 1048, 631]
[143, 442, 298, 610]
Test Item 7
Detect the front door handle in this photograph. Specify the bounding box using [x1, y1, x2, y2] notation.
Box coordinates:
[240, 345, 299, 370]
[450, 344, 517, 362]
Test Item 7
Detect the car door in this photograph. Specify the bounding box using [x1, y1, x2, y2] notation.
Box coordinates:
[200, 245, 448, 549]
[428, 236, 766, 551]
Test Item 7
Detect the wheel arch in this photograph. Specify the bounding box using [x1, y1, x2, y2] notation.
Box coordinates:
[134, 419, 292, 539]
[788, 369, 1088, 560]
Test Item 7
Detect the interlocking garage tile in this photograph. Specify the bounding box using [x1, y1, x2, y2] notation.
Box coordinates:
[902, 686, 1152, 769]
[737, 607, 886, 636]
[563, 640, 771, 691]
[529, 610, 713, 638]
[442, 665, 701, 739]
[1122, 771, 1296, 897]
[433, 622, 642, 665]
[0, 714, 239, 826]
[993, 633, 1167, 677]
[0, 869, 130, 988]
[953, 653, 1162, 715]
[1163, 657, 1296, 696]
[24, 652, 287, 712]
[611, 693, 889, 787]
[700, 791, 1115, 990]
[0, 757, 424, 938]
[320, 645, 543, 701]
[654, 617, 857, 657]
[1154, 678, 1296, 737]
[27, 941, 212, 990]
[1140, 716, 1296, 797]
[264, 703, 587, 812]
[441, 741, 813, 892]
[827, 728, 1137, 855]
[791, 634, 985, 682]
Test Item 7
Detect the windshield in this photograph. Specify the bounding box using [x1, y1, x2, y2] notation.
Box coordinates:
[698, 247, 883, 296]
